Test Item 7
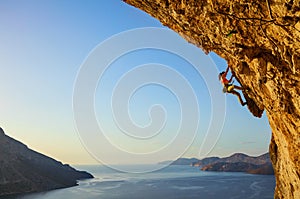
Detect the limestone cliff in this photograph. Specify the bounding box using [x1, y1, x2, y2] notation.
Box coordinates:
[0, 128, 93, 196]
[123, 0, 300, 198]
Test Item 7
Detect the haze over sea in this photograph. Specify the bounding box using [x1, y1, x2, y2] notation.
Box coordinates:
[14, 165, 275, 199]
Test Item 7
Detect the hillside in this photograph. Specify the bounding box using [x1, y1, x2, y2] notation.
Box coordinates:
[159, 158, 200, 165]
[193, 153, 270, 166]
[161, 153, 273, 174]
[198, 153, 274, 175]
[0, 128, 93, 196]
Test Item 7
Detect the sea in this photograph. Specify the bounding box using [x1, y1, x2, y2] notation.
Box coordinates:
[11, 165, 275, 199]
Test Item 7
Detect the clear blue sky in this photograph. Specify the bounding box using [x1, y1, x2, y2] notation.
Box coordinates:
[0, 0, 271, 165]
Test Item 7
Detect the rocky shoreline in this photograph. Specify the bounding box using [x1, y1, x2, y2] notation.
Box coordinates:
[0, 128, 93, 197]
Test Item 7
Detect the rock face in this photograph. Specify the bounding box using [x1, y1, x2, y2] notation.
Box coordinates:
[0, 128, 93, 196]
[124, 1, 300, 198]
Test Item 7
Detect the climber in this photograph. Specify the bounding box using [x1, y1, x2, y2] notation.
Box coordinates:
[219, 66, 247, 106]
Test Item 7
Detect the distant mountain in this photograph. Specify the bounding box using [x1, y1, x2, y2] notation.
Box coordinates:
[0, 128, 93, 197]
[158, 158, 200, 165]
[215, 153, 271, 165]
[191, 157, 220, 167]
[161, 153, 274, 175]
[199, 153, 274, 175]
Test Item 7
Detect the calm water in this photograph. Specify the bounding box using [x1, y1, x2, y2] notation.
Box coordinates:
[12, 165, 275, 199]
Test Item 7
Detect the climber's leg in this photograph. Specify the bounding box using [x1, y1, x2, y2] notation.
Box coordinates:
[233, 85, 243, 90]
[230, 90, 247, 106]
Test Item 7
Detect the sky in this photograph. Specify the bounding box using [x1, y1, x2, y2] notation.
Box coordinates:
[0, 0, 271, 166]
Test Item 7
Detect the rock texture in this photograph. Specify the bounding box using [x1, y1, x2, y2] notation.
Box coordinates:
[124, 1, 300, 198]
[0, 128, 93, 196]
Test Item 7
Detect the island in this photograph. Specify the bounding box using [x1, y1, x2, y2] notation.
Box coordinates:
[161, 153, 274, 175]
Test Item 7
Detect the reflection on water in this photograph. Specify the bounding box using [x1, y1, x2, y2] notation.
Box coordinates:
[10, 165, 275, 199]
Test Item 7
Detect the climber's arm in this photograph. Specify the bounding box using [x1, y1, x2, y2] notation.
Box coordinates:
[229, 75, 234, 83]
[224, 66, 230, 76]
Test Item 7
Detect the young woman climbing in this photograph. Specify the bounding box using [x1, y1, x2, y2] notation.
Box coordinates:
[219, 66, 247, 106]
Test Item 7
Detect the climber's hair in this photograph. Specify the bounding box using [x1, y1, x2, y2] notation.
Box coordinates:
[219, 71, 225, 80]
